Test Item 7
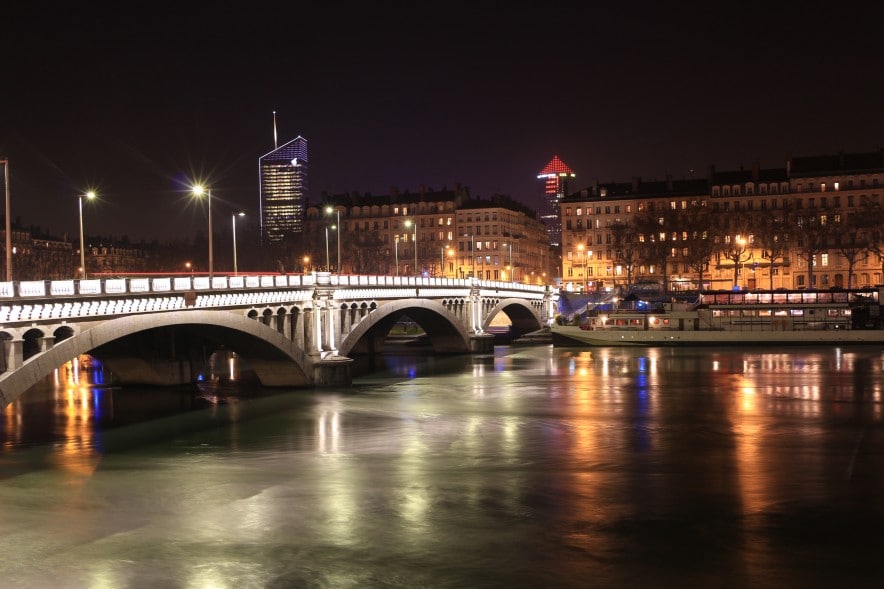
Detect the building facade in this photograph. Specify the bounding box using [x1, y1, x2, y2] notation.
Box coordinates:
[303, 186, 554, 285]
[258, 136, 309, 245]
[560, 150, 884, 292]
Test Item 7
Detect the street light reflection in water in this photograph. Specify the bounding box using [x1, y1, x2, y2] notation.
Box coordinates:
[2, 346, 884, 587]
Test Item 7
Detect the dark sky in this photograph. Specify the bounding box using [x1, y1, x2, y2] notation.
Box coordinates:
[2, 2, 884, 242]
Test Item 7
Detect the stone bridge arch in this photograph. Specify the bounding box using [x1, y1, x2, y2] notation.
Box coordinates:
[0, 310, 314, 409]
[339, 299, 471, 356]
[481, 298, 544, 336]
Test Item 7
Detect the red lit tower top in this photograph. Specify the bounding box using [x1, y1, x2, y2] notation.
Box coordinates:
[537, 155, 575, 249]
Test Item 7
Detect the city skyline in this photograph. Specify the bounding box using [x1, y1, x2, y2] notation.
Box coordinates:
[2, 3, 884, 243]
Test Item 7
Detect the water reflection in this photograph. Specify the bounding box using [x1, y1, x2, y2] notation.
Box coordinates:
[2, 345, 884, 587]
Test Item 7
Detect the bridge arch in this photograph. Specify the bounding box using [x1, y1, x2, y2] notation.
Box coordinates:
[0, 310, 315, 409]
[339, 299, 472, 356]
[481, 298, 544, 335]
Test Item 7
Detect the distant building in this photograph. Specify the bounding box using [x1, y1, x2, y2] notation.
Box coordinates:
[258, 136, 309, 244]
[537, 155, 576, 249]
[303, 185, 554, 285]
[560, 149, 884, 292]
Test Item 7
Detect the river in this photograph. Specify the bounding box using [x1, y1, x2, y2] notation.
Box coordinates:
[1, 344, 883, 588]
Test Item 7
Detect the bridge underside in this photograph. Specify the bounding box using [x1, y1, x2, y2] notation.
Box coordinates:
[93, 325, 312, 388]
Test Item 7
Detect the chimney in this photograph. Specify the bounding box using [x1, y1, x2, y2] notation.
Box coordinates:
[752, 159, 760, 182]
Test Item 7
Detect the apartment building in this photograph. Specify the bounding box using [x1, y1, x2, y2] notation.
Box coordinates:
[561, 150, 884, 292]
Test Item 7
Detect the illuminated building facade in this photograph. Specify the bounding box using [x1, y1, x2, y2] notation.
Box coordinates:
[560, 150, 884, 293]
[258, 136, 309, 244]
[537, 155, 576, 248]
[302, 186, 554, 284]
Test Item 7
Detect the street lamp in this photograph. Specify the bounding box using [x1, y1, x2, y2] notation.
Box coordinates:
[232, 212, 245, 275]
[394, 235, 400, 276]
[1, 158, 10, 281]
[504, 242, 514, 282]
[78, 191, 96, 279]
[405, 219, 417, 276]
[191, 184, 214, 279]
[463, 233, 474, 278]
[325, 205, 341, 273]
[325, 226, 330, 271]
[577, 243, 586, 291]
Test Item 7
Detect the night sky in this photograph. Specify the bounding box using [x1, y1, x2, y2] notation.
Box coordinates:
[3, 2, 883, 243]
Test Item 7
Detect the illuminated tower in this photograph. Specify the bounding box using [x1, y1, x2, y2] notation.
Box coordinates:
[537, 155, 575, 248]
[258, 135, 308, 244]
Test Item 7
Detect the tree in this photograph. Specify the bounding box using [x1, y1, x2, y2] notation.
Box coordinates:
[634, 203, 679, 292]
[788, 208, 834, 288]
[609, 220, 641, 286]
[679, 202, 716, 290]
[714, 214, 756, 289]
[753, 210, 791, 290]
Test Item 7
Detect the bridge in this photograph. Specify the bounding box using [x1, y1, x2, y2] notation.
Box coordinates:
[0, 272, 557, 408]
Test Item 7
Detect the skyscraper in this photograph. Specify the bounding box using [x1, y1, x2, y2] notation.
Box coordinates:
[537, 155, 575, 248]
[258, 135, 309, 244]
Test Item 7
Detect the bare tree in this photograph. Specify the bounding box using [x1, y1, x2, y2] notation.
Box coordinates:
[712, 214, 756, 289]
[788, 208, 834, 288]
[680, 202, 716, 290]
[753, 209, 791, 290]
[609, 220, 640, 286]
[634, 203, 679, 292]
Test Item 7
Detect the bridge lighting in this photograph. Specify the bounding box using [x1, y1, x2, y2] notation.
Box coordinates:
[325, 206, 341, 273]
[78, 191, 97, 280]
[232, 212, 245, 275]
[191, 184, 214, 279]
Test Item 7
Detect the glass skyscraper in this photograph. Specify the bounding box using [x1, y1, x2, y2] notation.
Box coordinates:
[258, 136, 309, 244]
[537, 155, 575, 248]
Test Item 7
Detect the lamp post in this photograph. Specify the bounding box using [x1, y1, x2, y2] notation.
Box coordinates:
[394, 236, 400, 276]
[232, 212, 245, 275]
[325, 206, 341, 273]
[78, 191, 96, 279]
[462, 233, 475, 278]
[324, 226, 330, 271]
[405, 219, 417, 276]
[1, 158, 10, 281]
[191, 185, 214, 279]
[505, 242, 514, 282]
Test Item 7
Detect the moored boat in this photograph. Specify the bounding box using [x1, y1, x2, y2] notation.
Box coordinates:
[551, 287, 884, 346]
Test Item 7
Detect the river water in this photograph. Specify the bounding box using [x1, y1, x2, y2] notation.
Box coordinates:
[1, 344, 884, 588]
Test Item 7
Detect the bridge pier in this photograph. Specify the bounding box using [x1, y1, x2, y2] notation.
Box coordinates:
[469, 334, 495, 353]
[313, 355, 354, 387]
[4, 338, 22, 371]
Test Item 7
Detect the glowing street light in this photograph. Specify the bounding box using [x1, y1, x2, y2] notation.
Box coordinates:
[78, 191, 96, 279]
[394, 235, 400, 276]
[232, 212, 245, 275]
[325, 205, 341, 273]
[191, 184, 214, 279]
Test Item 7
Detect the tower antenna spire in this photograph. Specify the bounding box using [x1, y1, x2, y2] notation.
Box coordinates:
[272, 110, 278, 149]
